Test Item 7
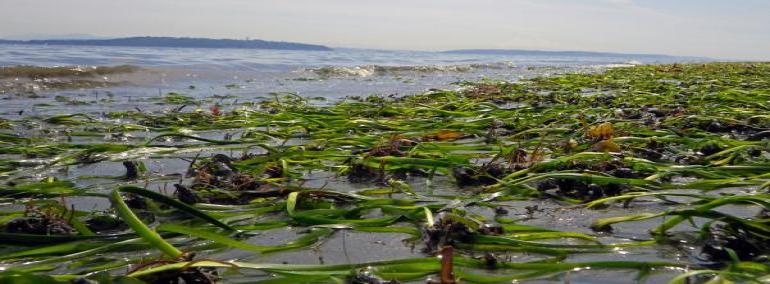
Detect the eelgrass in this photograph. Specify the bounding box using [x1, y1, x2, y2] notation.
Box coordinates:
[1, 63, 770, 282]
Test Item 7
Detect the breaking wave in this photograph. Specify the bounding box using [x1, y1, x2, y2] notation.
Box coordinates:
[298, 62, 517, 78]
[603, 60, 645, 68]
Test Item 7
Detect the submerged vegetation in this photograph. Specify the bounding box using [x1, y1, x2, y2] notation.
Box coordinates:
[0, 65, 137, 80]
[0, 65, 138, 93]
[1, 62, 770, 283]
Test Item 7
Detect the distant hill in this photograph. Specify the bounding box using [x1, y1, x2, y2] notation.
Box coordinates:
[0, 36, 332, 51]
[443, 49, 683, 59]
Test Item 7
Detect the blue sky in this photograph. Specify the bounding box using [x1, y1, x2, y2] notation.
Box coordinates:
[1, 0, 768, 60]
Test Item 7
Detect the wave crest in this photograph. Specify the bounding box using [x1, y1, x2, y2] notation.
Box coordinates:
[299, 62, 516, 78]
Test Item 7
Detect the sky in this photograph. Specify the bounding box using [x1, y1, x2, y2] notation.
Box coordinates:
[0, 0, 768, 60]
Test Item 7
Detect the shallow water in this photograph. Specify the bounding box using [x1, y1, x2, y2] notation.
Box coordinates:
[0, 45, 700, 121]
[0, 44, 692, 70]
[0, 44, 699, 108]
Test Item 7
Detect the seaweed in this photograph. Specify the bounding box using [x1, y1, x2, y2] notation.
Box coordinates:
[2, 63, 770, 283]
[4, 202, 77, 236]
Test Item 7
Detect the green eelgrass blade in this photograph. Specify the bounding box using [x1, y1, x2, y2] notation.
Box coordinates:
[156, 223, 332, 253]
[110, 189, 182, 258]
[118, 186, 234, 231]
[286, 191, 299, 216]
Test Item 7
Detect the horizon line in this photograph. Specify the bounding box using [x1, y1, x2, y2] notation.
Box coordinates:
[0, 34, 719, 60]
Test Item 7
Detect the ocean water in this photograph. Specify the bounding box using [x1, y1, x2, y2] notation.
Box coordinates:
[0, 44, 691, 70]
[0, 44, 704, 117]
